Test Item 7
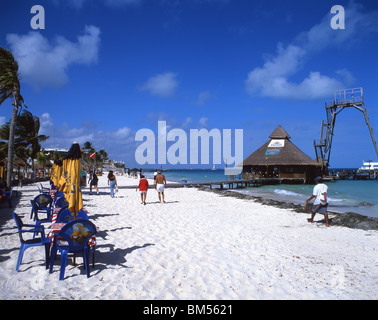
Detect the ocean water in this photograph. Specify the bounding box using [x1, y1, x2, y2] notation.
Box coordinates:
[145, 169, 378, 219]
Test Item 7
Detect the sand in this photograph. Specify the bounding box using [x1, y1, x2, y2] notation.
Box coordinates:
[0, 175, 377, 300]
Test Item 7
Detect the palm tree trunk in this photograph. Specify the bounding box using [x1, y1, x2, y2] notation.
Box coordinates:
[6, 98, 18, 187]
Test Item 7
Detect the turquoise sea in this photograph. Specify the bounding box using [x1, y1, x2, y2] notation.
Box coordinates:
[145, 169, 378, 219]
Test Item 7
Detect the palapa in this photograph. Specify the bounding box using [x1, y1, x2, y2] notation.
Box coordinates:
[242, 125, 320, 183]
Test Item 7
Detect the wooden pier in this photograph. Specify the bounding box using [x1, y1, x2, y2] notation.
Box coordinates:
[328, 169, 378, 180]
[118, 177, 306, 190]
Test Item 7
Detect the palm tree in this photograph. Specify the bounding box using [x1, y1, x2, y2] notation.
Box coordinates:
[97, 149, 108, 163]
[15, 110, 48, 172]
[83, 141, 94, 152]
[0, 110, 48, 178]
[83, 141, 96, 168]
[0, 47, 26, 187]
[35, 151, 49, 176]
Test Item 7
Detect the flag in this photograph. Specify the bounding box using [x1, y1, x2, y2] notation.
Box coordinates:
[89, 152, 95, 158]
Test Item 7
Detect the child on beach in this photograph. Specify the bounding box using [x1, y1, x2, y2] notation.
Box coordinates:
[305, 176, 330, 227]
[136, 174, 149, 205]
[154, 171, 167, 203]
[107, 171, 118, 198]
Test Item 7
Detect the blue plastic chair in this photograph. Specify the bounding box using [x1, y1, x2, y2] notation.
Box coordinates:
[12, 213, 50, 272]
[30, 201, 53, 238]
[37, 183, 50, 195]
[49, 219, 97, 280]
[57, 208, 89, 223]
[55, 191, 64, 198]
[30, 194, 53, 220]
[54, 197, 68, 209]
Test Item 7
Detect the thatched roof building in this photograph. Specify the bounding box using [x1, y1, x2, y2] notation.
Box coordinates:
[242, 125, 320, 183]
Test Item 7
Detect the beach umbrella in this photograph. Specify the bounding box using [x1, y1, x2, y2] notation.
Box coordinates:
[54, 160, 63, 187]
[58, 158, 70, 195]
[64, 142, 83, 217]
[50, 160, 62, 188]
[49, 163, 56, 186]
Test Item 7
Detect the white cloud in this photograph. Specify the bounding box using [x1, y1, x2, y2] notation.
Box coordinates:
[39, 113, 54, 135]
[6, 25, 100, 89]
[39, 113, 136, 165]
[182, 117, 193, 128]
[196, 91, 212, 106]
[140, 72, 179, 98]
[245, 44, 343, 100]
[198, 117, 208, 127]
[115, 127, 132, 140]
[245, 3, 378, 100]
[297, 2, 378, 52]
[0, 117, 6, 127]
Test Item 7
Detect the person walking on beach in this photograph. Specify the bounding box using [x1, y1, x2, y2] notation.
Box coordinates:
[107, 170, 118, 198]
[154, 171, 167, 203]
[88, 169, 99, 195]
[305, 176, 330, 227]
[136, 174, 149, 205]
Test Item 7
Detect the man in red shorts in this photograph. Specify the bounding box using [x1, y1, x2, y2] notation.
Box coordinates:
[136, 174, 149, 205]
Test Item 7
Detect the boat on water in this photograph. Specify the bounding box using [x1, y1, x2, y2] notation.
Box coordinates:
[357, 161, 378, 173]
[357, 161, 378, 179]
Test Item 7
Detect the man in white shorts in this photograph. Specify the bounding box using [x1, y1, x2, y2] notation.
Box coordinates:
[305, 176, 330, 227]
[154, 171, 167, 203]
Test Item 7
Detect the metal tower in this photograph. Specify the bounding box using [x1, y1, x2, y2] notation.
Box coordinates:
[314, 87, 378, 172]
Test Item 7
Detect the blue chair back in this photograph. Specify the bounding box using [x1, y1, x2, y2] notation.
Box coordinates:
[30, 198, 53, 223]
[57, 208, 88, 223]
[12, 212, 50, 271]
[33, 194, 53, 210]
[55, 197, 68, 208]
[13, 212, 26, 243]
[55, 191, 64, 198]
[57, 219, 97, 252]
[50, 219, 96, 279]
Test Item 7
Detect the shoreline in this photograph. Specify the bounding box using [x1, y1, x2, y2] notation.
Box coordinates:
[200, 186, 378, 231]
[111, 174, 378, 231]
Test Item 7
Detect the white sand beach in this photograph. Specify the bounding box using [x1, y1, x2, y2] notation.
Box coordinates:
[0, 175, 377, 300]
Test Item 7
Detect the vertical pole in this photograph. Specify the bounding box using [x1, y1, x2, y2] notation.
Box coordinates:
[362, 106, 378, 160]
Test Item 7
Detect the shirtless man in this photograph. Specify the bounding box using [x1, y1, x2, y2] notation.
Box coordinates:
[154, 171, 167, 203]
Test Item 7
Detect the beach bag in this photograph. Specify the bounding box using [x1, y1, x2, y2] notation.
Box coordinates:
[319, 184, 327, 205]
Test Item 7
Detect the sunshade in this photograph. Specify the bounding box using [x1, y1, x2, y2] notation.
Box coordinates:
[63, 142, 83, 216]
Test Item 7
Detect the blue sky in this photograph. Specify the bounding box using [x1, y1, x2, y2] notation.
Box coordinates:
[1, 0, 378, 169]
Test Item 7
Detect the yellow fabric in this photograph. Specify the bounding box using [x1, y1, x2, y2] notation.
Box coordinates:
[50, 164, 55, 180]
[50, 164, 62, 186]
[65, 159, 83, 215]
[54, 165, 62, 187]
[58, 159, 69, 195]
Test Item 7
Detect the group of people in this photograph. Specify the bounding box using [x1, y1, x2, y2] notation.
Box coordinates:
[136, 170, 167, 205]
[87, 169, 167, 204]
[88, 169, 118, 198]
[88, 168, 330, 226]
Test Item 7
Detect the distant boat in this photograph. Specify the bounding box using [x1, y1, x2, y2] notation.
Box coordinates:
[212, 164, 216, 171]
[357, 161, 378, 173]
